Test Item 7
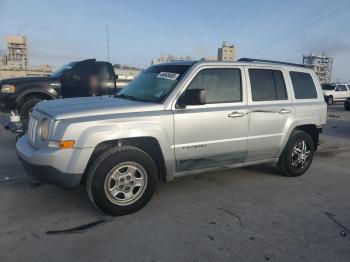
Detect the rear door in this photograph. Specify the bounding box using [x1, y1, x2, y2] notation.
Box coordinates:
[61, 59, 96, 98]
[245, 67, 292, 162]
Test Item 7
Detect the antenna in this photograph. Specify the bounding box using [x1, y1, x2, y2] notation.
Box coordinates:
[106, 25, 110, 62]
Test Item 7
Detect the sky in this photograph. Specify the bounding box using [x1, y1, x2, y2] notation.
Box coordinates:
[0, 0, 349, 82]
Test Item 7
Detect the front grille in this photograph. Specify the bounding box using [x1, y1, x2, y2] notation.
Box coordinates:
[28, 116, 39, 147]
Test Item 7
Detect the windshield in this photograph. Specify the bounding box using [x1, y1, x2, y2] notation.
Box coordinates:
[322, 84, 335, 90]
[117, 64, 192, 103]
[51, 62, 78, 78]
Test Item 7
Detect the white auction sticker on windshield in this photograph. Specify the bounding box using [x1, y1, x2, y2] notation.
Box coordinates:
[157, 72, 180, 81]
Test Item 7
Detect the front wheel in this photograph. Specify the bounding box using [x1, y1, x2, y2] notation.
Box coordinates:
[86, 146, 158, 216]
[278, 130, 314, 177]
[326, 96, 333, 105]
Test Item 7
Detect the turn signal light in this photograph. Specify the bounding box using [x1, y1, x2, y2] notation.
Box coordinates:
[48, 140, 75, 149]
[59, 140, 75, 149]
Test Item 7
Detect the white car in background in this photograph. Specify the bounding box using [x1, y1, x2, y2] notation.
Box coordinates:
[322, 83, 350, 105]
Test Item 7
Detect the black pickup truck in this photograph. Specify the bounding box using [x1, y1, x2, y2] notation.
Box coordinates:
[0, 59, 129, 117]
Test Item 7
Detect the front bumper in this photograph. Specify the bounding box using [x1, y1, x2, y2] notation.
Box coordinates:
[18, 156, 81, 189]
[16, 134, 94, 189]
[0, 94, 18, 112]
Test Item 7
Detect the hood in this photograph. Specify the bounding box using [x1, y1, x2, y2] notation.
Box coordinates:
[35, 96, 164, 120]
[0, 76, 56, 85]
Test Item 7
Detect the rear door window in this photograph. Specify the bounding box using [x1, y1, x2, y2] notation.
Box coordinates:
[249, 69, 287, 101]
[290, 72, 318, 99]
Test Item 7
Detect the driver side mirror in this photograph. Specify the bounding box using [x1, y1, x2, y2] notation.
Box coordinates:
[177, 89, 206, 108]
[335, 88, 341, 92]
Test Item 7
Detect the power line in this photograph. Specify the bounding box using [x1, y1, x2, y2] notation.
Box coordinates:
[106, 25, 110, 62]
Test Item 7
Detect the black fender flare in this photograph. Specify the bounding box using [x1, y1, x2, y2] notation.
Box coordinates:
[16, 86, 58, 106]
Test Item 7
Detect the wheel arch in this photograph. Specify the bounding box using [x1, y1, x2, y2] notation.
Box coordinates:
[283, 124, 320, 152]
[294, 124, 320, 150]
[82, 137, 167, 184]
[17, 90, 56, 106]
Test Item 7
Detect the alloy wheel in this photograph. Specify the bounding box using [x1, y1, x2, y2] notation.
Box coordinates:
[291, 140, 311, 169]
[104, 161, 148, 206]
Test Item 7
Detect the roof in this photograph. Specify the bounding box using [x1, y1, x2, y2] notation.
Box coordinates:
[152, 60, 199, 66]
[152, 58, 313, 72]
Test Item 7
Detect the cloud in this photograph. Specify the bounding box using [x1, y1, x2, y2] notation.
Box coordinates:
[302, 37, 350, 56]
[300, 36, 350, 82]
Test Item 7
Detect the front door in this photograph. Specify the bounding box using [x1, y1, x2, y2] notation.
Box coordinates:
[61, 59, 96, 98]
[245, 67, 292, 162]
[96, 62, 116, 95]
[173, 67, 249, 173]
[334, 85, 349, 100]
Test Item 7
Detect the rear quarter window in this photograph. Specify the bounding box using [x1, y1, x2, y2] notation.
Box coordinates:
[290, 71, 318, 99]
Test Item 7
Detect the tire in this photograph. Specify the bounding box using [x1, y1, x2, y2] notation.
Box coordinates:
[20, 97, 43, 128]
[326, 96, 333, 105]
[344, 103, 350, 111]
[86, 146, 158, 216]
[278, 130, 314, 177]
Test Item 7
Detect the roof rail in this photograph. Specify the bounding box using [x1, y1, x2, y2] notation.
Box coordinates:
[238, 58, 306, 68]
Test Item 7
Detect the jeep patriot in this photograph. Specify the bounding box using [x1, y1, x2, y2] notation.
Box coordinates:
[16, 58, 327, 215]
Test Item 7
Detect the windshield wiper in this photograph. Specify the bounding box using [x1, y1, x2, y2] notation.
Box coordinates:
[115, 93, 138, 101]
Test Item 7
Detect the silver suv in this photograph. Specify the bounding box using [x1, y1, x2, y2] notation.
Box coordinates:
[16, 58, 327, 215]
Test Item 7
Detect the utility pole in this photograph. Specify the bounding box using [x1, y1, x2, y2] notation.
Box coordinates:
[106, 25, 110, 62]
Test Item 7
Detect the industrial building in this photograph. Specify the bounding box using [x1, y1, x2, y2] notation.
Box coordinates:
[0, 35, 54, 79]
[218, 41, 237, 61]
[302, 52, 333, 84]
[4, 35, 29, 70]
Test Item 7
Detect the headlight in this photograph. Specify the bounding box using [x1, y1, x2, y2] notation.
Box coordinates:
[39, 118, 50, 141]
[1, 84, 16, 93]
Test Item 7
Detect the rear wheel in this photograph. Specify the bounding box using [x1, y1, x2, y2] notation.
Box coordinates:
[278, 130, 314, 177]
[86, 146, 158, 216]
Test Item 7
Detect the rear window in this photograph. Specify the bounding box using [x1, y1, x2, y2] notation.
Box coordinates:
[249, 69, 287, 101]
[290, 72, 318, 99]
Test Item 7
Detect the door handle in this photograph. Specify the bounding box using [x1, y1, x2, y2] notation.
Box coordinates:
[228, 111, 246, 118]
[278, 108, 291, 114]
[250, 109, 276, 113]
